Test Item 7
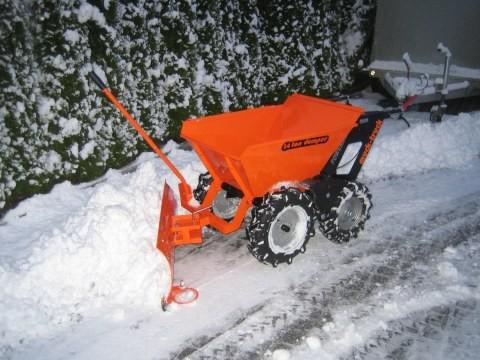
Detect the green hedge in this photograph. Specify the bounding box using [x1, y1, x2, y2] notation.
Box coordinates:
[0, 0, 375, 212]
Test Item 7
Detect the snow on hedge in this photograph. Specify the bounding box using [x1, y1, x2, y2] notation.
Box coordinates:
[0, 0, 375, 211]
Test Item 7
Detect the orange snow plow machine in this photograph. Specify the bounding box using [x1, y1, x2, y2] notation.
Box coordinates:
[89, 71, 401, 307]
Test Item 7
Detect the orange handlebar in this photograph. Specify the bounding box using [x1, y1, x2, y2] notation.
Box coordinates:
[89, 72, 188, 185]
[101, 88, 188, 184]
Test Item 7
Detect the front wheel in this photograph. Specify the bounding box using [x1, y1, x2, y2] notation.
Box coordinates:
[246, 188, 315, 267]
[318, 181, 372, 243]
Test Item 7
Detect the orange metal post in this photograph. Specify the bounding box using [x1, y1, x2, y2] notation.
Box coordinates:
[101, 88, 189, 186]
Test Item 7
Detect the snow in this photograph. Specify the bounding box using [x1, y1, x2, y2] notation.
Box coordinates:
[37, 97, 56, 120]
[194, 59, 214, 86]
[39, 150, 62, 172]
[75, 1, 106, 28]
[70, 143, 79, 158]
[437, 261, 460, 280]
[1, 94, 480, 359]
[305, 336, 322, 350]
[0, 153, 199, 352]
[79, 140, 95, 160]
[64, 29, 81, 45]
[342, 31, 363, 57]
[291, 258, 479, 360]
[271, 348, 291, 360]
[52, 55, 68, 71]
[15, 102, 25, 114]
[59, 117, 81, 137]
[103, 0, 111, 10]
[361, 112, 480, 180]
[234, 44, 249, 55]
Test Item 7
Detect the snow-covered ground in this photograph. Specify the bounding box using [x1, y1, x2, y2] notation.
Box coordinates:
[1, 93, 479, 359]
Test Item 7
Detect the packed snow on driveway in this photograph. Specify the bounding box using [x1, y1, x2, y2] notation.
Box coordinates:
[1, 94, 480, 360]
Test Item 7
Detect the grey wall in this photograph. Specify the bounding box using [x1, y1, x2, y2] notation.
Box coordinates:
[372, 0, 480, 68]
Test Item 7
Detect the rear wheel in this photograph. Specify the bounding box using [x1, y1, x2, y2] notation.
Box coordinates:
[247, 188, 315, 267]
[318, 181, 372, 243]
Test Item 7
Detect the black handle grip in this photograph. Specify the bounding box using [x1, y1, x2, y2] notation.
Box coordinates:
[89, 71, 107, 89]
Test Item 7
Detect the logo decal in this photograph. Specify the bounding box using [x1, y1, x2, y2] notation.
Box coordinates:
[359, 120, 383, 165]
[282, 136, 329, 151]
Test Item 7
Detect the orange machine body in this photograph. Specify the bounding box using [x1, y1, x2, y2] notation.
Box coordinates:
[182, 94, 363, 201]
[175, 94, 364, 239]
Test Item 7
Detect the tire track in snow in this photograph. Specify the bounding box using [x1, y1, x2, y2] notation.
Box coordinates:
[345, 298, 479, 360]
[341, 233, 480, 358]
[174, 192, 480, 359]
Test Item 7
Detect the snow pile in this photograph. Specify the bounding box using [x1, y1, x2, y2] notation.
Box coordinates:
[0, 145, 203, 349]
[362, 112, 480, 180]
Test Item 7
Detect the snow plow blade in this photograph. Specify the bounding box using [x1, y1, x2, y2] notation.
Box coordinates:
[156, 182, 177, 274]
[157, 182, 203, 308]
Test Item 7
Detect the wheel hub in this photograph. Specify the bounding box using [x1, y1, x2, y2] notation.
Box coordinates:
[212, 190, 241, 219]
[337, 196, 363, 231]
[268, 206, 308, 255]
